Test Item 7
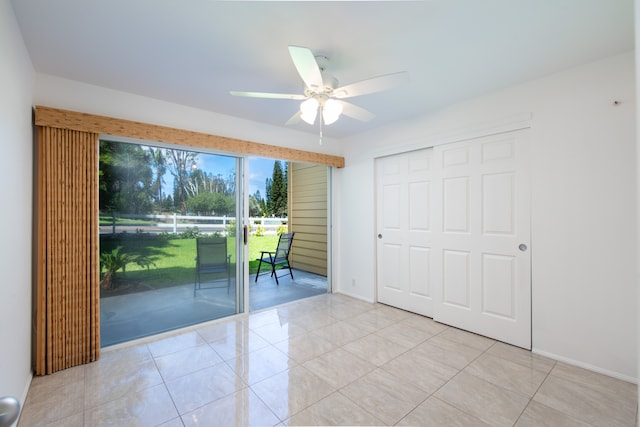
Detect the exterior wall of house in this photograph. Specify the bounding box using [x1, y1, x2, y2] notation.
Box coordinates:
[337, 51, 637, 381]
[288, 162, 328, 276]
[1, 0, 35, 409]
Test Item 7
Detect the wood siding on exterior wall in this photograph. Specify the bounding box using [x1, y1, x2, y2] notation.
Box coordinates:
[288, 163, 328, 276]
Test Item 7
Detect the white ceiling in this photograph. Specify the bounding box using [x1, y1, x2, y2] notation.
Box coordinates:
[10, 0, 635, 139]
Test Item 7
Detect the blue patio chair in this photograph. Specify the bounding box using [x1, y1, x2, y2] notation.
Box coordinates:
[194, 237, 231, 296]
[255, 232, 295, 285]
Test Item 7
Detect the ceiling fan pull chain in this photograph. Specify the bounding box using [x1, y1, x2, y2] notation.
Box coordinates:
[319, 107, 324, 145]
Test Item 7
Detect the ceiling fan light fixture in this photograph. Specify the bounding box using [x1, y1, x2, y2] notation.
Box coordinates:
[322, 99, 343, 125]
[300, 97, 319, 124]
[231, 46, 408, 131]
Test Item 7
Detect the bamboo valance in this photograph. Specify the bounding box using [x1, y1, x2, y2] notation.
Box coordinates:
[34, 106, 345, 168]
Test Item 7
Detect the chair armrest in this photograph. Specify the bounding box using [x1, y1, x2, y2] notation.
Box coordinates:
[257, 251, 276, 262]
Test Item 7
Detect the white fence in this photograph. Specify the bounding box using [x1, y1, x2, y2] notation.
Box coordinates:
[100, 213, 287, 235]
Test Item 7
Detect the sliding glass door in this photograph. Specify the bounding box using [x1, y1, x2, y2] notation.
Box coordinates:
[98, 140, 332, 347]
[99, 139, 244, 346]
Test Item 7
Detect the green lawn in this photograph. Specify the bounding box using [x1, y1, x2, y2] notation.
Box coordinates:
[99, 215, 157, 226]
[100, 234, 279, 289]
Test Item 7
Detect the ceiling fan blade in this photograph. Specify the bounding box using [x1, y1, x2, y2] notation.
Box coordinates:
[333, 71, 410, 99]
[339, 101, 376, 122]
[230, 91, 306, 100]
[288, 45, 324, 93]
[285, 111, 302, 126]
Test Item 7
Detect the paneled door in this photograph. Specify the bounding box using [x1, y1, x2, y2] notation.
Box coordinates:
[376, 148, 434, 317]
[375, 130, 531, 349]
[432, 130, 531, 349]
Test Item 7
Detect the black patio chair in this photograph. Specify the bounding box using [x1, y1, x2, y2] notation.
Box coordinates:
[194, 237, 231, 296]
[255, 232, 295, 285]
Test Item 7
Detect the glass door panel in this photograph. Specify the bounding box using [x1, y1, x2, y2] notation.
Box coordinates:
[247, 157, 329, 311]
[99, 140, 243, 347]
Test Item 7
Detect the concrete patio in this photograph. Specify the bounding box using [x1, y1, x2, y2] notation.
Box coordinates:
[100, 269, 328, 347]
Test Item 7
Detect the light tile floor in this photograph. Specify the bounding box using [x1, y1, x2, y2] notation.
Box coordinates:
[18, 293, 638, 426]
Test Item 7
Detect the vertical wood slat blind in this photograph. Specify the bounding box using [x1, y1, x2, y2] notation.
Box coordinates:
[36, 126, 100, 375]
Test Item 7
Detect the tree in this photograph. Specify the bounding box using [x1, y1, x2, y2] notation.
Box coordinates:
[148, 147, 167, 213]
[166, 149, 197, 214]
[186, 169, 235, 197]
[212, 193, 235, 216]
[249, 190, 266, 216]
[265, 160, 288, 217]
[99, 141, 116, 207]
[186, 192, 217, 215]
[99, 140, 154, 214]
[162, 194, 174, 211]
[186, 192, 235, 216]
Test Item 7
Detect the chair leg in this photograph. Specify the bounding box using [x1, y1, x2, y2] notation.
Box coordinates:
[255, 258, 264, 282]
[288, 265, 294, 280]
[272, 263, 279, 285]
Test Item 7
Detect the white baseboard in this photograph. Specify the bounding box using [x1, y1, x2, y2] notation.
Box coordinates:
[333, 290, 374, 304]
[13, 371, 32, 427]
[532, 348, 638, 384]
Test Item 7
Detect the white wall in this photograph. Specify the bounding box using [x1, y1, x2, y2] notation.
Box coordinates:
[0, 0, 34, 410]
[34, 74, 342, 156]
[636, 0, 640, 403]
[337, 51, 637, 381]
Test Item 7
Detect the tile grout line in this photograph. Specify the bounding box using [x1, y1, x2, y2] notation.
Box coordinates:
[510, 357, 558, 426]
[411, 337, 499, 425]
[321, 313, 450, 425]
[148, 342, 183, 424]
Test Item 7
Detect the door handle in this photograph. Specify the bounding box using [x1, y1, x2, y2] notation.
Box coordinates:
[0, 396, 20, 427]
[243, 225, 248, 245]
[518, 243, 528, 252]
[378, 234, 383, 239]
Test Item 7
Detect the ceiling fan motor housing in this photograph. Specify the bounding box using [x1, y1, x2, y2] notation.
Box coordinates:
[304, 74, 338, 97]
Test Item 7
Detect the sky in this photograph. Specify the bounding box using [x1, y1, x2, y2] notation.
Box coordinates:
[247, 157, 279, 197]
[163, 149, 279, 199]
[106, 140, 280, 206]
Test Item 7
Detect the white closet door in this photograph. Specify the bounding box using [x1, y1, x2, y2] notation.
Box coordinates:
[376, 148, 434, 317]
[432, 130, 531, 349]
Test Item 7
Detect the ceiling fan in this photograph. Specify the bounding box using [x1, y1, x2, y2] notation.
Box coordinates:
[230, 46, 410, 128]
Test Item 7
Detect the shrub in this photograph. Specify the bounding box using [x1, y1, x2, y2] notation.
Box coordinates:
[200, 231, 222, 238]
[157, 231, 176, 240]
[100, 246, 130, 289]
[100, 246, 156, 289]
[179, 226, 201, 239]
[225, 220, 236, 237]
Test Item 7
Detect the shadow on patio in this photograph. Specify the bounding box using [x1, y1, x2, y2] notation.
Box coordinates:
[100, 269, 327, 347]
